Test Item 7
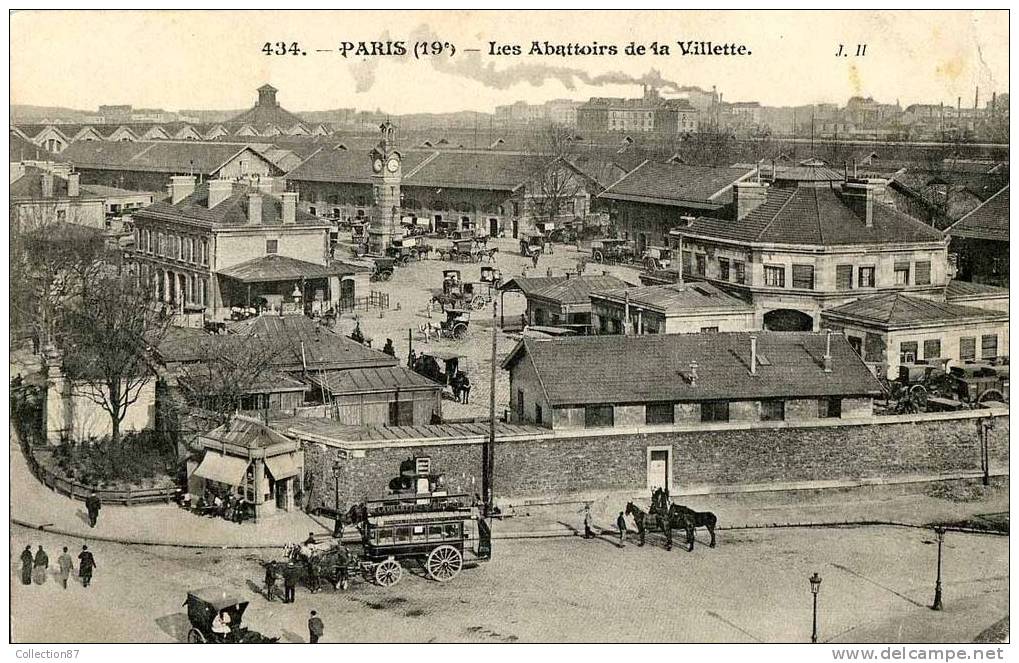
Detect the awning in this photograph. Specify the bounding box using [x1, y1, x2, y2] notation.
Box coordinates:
[193, 453, 249, 486]
[265, 453, 300, 481]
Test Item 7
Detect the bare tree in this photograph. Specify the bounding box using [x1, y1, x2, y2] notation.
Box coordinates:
[59, 275, 172, 446]
[529, 123, 582, 233]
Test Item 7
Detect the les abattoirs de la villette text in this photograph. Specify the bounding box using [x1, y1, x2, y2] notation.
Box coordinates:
[488, 40, 751, 56]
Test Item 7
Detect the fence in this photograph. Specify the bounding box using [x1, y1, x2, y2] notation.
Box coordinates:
[340, 291, 390, 313]
[26, 452, 178, 506]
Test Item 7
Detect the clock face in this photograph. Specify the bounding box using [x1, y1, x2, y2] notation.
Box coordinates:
[387, 157, 400, 173]
[372, 158, 384, 173]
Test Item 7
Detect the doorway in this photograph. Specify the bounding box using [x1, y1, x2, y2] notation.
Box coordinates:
[512, 218, 519, 239]
[489, 217, 499, 237]
[646, 446, 671, 493]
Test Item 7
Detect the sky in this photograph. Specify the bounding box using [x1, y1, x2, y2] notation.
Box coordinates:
[9, 10, 1010, 114]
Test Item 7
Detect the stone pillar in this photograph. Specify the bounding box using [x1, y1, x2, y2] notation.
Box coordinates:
[328, 276, 342, 307]
[163, 270, 171, 303]
[43, 346, 69, 445]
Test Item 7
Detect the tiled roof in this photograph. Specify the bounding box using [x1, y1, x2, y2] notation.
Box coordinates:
[568, 156, 631, 190]
[225, 314, 398, 372]
[528, 274, 629, 306]
[502, 332, 883, 406]
[592, 281, 753, 315]
[10, 166, 102, 200]
[10, 133, 60, 162]
[599, 161, 753, 207]
[945, 186, 1008, 242]
[217, 254, 364, 282]
[683, 184, 945, 246]
[60, 141, 280, 175]
[822, 293, 1007, 329]
[285, 148, 435, 184]
[135, 182, 322, 227]
[227, 102, 306, 129]
[498, 276, 568, 296]
[405, 151, 547, 191]
[80, 184, 156, 199]
[305, 366, 440, 395]
[770, 162, 845, 183]
[202, 414, 295, 450]
[944, 279, 1009, 301]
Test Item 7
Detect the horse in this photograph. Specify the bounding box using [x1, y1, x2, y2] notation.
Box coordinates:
[670, 504, 718, 549]
[626, 501, 672, 550]
[282, 541, 353, 592]
[651, 488, 697, 553]
[419, 320, 442, 342]
[624, 502, 648, 546]
[480, 247, 499, 263]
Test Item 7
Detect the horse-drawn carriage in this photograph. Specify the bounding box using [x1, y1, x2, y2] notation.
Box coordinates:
[519, 234, 545, 258]
[438, 308, 471, 340]
[431, 270, 491, 311]
[385, 236, 431, 264]
[401, 215, 431, 237]
[887, 359, 1009, 412]
[439, 239, 497, 263]
[480, 265, 503, 288]
[370, 257, 397, 282]
[591, 238, 635, 264]
[642, 246, 673, 273]
[412, 350, 463, 386]
[184, 588, 278, 643]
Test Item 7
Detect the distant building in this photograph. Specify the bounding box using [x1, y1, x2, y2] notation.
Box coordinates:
[499, 274, 629, 329]
[494, 99, 581, 127]
[589, 281, 757, 334]
[10, 167, 105, 232]
[503, 332, 881, 430]
[577, 86, 699, 134]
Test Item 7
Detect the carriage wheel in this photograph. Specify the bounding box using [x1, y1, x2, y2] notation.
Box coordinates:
[470, 296, 486, 310]
[593, 251, 604, 263]
[909, 384, 929, 411]
[977, 389, 1006, 405]
[187, 628, 206, 644]
[452, 324, 468, 340]
[401, 255, 412, 265]
[374, 559, 402, 587]
[644, 258, 656, 272]
[381, 271, 392, 282]
[426, 545, 463, 582]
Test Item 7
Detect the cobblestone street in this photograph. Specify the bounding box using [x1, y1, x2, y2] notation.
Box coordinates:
[11, 522, 1007, 643]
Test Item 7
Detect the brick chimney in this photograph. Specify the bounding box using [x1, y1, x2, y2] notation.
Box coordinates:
[247, 192, 263, 224]
[41, 172, 54, 198]
[749, 336, 758, 375]
[207, 179, 233, 209]
[842, 178, 885, 228]
[732, 180, 768, 220]
[823, 330, 833, 373]
[169, 175, 196, 204]
[67, 172, 80, 197]
[281, 192, 297, 225]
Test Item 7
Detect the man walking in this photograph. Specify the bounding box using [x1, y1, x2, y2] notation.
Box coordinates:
[264, 564, 278, 602]
[32, 546, 49, 585]
[282, 563, 298, 603]
[85, 491, 101, 528]
[19, 545, 33, 585]
[583, 506, 594, 539]
[57, 547, 74, 589]
[616, 511, 628, 546]
[78, 545, 96, 588]
[308, 610, 324, 644]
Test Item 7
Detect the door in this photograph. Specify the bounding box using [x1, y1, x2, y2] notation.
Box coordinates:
[489, 217, 499, 237]
[647, 449, 669, 493]
[512, 218, 519, 239]
[275, 478, 288, 509]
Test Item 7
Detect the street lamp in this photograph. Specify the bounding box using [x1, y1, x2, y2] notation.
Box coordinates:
[932, 526, 946, 611]
[809, 572, 823, 643]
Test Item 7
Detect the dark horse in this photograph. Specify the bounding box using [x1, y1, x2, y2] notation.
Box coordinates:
[625, 501, 674, 550]
[670, 504, 718, 549]
[651, 488, 718, 552]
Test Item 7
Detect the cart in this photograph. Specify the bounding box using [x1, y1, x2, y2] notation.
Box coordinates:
[591, 238, 635, 264]
[412, 350, 464, 386]
[183, 588, 278, 643]
[439, 308, 471, 340]
[370, 257, 396, 282]
[480, 265, 503, 288]
[642, 246, 673, 272]
[519, 234, 544, 257]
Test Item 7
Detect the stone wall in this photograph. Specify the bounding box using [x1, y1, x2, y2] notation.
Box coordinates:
[300, 411, 1009, 507]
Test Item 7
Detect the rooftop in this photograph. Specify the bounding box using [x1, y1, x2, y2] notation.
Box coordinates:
[822, 293, 1007, 329]
[201, 414, 295, 450]
[526, 274, 629, 306]
[502, 332, 884, 406]
[136, 181, 323, 228]
[944, 279, 1010, 302]
[216, 254, 365, 283]
[600, 161, 753, 208]
[304, 365, 441, 395]
[945, 186, 1009, 242]
[59, 141, 280, 176]
[285, 147, 436, 184]
[592, 281, 753, 315]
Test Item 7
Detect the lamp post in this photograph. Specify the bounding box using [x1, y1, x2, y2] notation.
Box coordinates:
[809, 572, 822, 643]
[932, 526, 946, 611]
[331, 459, 341, 520]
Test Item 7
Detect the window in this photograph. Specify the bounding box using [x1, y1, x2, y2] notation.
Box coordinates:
[695, 254, 706, 276]
[700, 326, 719, 333]
[858, 266, 875, 288]
[645, 402, 674, 425]
[701, 401, 729, 423]
[836, 265, 854, 290]
[792, 264, 815, 290]
[959, 337, 976, 361]
[894, 261, 910, 285]
[266, 239, 278, 254]
[516, 389, 525, 418]
[923, 339, 941, 360]
[764, 265, 785, 287]
[535, 404, 543, 425]
[818, 398, 842, 418]
[388, 400, 413, 426]
[718, 257, 730, 281]
[733, 260, 746, 285]
[201, 239, 209, 265]
[848, 336, 863, 356]
[981, 334, 998, 359]
[682, 251, 693, 274]
[899, 341, 918, 364]
[915, 261, 932, 286]
[584, 405, 614, 428]
[760, 400, 785, 422]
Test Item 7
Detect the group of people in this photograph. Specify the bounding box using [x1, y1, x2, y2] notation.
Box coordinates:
[19, 544, 97, 589]
[264, 561, 300, 604]
[450, 370, 472, 403]
[180, 489, 251, 523]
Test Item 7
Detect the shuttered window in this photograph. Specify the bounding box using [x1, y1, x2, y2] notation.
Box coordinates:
[836, 265, 854, 290]
[858, 266, 875, 288]
[959, 337, 976, 361]
[915, 261, 932, 285]
[923, 339, 941, 360]
[764, 265, 785, 287]
[792, 264, 815, 290]
[645, 403, 674, 425]
[701, 401, 729, 422]
[733, 261, 746, 284]
[718, 258, 730, 281]
[981, 335, 998, 359]
[585, 405, 614, 428]
[900, 341, 918, 364]
[894, 261, 910, 285]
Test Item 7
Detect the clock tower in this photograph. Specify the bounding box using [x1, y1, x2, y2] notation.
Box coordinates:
[368, 120, 402, 255]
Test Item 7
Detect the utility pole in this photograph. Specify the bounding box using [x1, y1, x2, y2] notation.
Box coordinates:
[483, 301, 498, 515]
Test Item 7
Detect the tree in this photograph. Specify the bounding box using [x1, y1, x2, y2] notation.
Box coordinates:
[59, 275, 172, 446]
[529, 123, 582, 233]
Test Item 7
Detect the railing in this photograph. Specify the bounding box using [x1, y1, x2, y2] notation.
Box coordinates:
[339, 291, 390, 313]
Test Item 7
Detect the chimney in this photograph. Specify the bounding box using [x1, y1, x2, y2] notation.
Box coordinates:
[41, 172, 54, 198]
[732, 180, 768, 220]
[256, 176, 276, 195]
[749, 336, 757, 375]
[207, 179, 233, 209]
[169, 175, 196, 204]
[247, 192, 263, 224]
[688, 361, 698, 387]
[281, 192, 297, 225]
[67, 172, 80, 197]
[823, 330, 833, 373]
[842, 178, 885, 228]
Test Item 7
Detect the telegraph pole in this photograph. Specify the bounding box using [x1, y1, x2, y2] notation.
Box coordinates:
[483, 301, 498, 515]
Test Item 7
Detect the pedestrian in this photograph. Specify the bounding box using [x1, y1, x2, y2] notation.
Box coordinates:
[304, 532, 317, 545]
[616, 511, 628, 546]
[264, 564, 278, 602]
[308, 610, 324, 644]
[531, 251, 539, 269]
[333, 515, 344, 540]
[32, 545, 49, 585]
[57, 547, 74, 589]
[283, 563, 298, 603]
[85, 491, 102, 528]
[78, 545, 96, 588]
[19, 545, 33, 585]
[583, 506, 594, 539]
[461, 375, 471, 404]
